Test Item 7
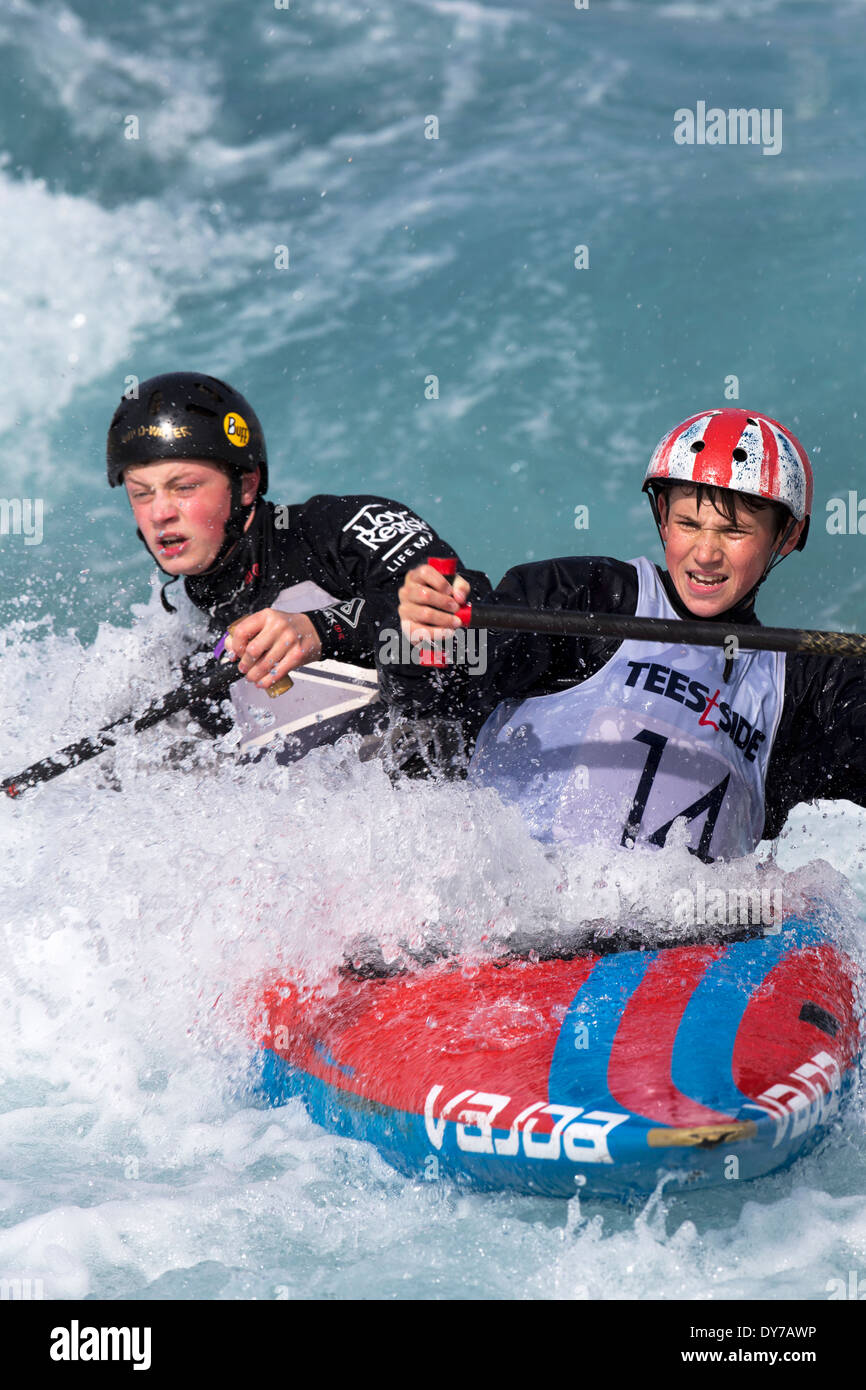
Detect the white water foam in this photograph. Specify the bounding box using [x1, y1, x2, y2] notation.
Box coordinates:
[1, 598, 864, 1299]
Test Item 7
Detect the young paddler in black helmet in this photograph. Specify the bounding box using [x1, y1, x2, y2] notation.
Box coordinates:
[107, 372, 486, 763]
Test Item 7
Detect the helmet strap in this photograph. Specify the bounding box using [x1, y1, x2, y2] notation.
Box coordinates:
[133, 526, 180, 611]
[194, 473, 257, 579]
[647, 485, 666, 550]
[159, 575, 180, 613]
[758, 517, 798, 584]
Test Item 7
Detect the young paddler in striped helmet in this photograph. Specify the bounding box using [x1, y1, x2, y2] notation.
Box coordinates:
[380, 409, 858, 863]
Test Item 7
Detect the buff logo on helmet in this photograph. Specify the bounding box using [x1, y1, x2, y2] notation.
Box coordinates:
[107, 373, 268, 494]
[223, 412, 250, 448]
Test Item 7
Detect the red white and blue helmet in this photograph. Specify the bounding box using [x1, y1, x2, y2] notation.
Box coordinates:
[642, 408, 813, 551]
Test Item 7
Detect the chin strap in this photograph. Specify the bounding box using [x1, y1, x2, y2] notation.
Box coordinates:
[759, 517, 798, 582]
[134, 527, 181, 613]
[740, 518, 800, 614]
[159, 573, 180, 613]
[193, 474, 257, 582]
[719, 537, 796, 682]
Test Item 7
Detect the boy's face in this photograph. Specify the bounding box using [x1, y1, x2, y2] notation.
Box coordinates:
[658, 485, 803, 616]
[123, 459, 258, 575]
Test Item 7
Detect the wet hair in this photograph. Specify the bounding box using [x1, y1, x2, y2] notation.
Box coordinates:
[654, 481, 792, 542]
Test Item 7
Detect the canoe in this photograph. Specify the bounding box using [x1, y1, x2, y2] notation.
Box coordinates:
[252, 914, 862, 1197]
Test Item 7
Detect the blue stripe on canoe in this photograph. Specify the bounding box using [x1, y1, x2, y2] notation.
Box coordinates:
[548, 950, 654, 1110]
[670, 920, 827, 1119]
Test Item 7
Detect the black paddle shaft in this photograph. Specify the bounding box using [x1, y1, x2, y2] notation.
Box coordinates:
[2, 659, 243, 799]
[467, 602, 866, 659]
[8, 601, 866, 800]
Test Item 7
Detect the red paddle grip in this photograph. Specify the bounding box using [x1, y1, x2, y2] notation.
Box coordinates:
[418, 557, 468, 666]
[428, 557, 456, 577]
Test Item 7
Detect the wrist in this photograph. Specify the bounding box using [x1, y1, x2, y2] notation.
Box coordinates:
[305, 607, 342, 659]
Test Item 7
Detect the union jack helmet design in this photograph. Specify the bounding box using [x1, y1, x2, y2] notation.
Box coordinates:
[642, 409, 812, 550]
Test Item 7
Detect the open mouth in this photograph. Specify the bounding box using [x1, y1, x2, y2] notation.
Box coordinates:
[157, 532, 189, 558]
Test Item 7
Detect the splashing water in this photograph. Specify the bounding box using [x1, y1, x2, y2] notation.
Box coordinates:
[1, 600, 865, 1299]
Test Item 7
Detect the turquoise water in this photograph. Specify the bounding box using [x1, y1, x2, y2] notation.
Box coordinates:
[3, 0, 866, 628]
[2, 0, 866, 1302]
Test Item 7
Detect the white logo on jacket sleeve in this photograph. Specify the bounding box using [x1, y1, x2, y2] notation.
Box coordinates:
[331, 597, 365, 628]
[342, 505, 433, 562]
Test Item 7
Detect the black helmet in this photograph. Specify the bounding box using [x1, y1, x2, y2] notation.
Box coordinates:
[107, 372, 268, 493]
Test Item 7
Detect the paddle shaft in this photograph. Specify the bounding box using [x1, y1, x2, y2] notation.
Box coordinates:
[9, 589, 866, 798]
[463, 602, 866, 659]
[2, 659, 243, 799]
